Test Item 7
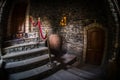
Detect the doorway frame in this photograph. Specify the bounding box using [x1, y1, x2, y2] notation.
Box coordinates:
[7, 0, 30, 37]
[83, 23, 107, 66]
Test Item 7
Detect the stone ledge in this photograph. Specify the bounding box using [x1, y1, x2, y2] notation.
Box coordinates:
[2, 47, 48, 59]
[5, 54, 54, 69]
[3, 42, 45, 54]
[61, 54, 77, 64]
[9, 61, 60, 80]
[0, 60, 3, 68]
[4, 42, 43, 50]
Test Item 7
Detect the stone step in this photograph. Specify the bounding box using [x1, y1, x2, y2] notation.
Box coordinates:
[9, 61, 61, 80]
[3, 42, 45, 54]
[4, 42, 44, 49]
[5, 54, 55, 74]
[0, 60, 2, 68]
[60, 54, 77, 65]
[42, 69, 87, 80]
[2, 47, 48, 62]
[66, 67, 97, 79]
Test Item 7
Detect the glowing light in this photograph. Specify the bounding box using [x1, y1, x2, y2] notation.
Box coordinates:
[60, 16, 67, 26]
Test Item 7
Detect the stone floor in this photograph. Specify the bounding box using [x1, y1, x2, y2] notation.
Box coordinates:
[42, 58, 106, 80]
[1, 53, 118, 80]
[42, 64, 105, 80]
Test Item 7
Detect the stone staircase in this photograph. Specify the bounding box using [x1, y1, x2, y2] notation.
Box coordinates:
[9, 61, 61, 80]
[2, 42, 47, 62]
[1, 40, 103, 80]
[1, 41, 63, 80]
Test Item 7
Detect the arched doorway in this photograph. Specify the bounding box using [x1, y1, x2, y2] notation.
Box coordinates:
[83, 23, 107, 65]
[9, 0, 28, 39]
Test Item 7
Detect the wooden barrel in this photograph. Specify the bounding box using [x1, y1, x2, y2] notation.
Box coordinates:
[48, 34, 62, 56]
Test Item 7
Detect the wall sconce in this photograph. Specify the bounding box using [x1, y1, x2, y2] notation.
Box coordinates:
[60, 15, 67, 26]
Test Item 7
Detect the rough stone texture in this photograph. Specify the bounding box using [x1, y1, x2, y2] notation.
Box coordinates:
[59, 24, 83, 56]
[0, 0, 13, 55]
[0, 0, 119, 64]
[29, 0, 108, 57]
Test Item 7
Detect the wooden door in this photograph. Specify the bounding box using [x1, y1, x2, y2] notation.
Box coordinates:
[86, 27, 105, 65]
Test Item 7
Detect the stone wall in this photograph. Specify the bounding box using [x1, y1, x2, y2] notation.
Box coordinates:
[1, 0, 118, 64]
[0, 0, 13, 56]
[29, 0, 109, 57]
[106, 0, 120, 63]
